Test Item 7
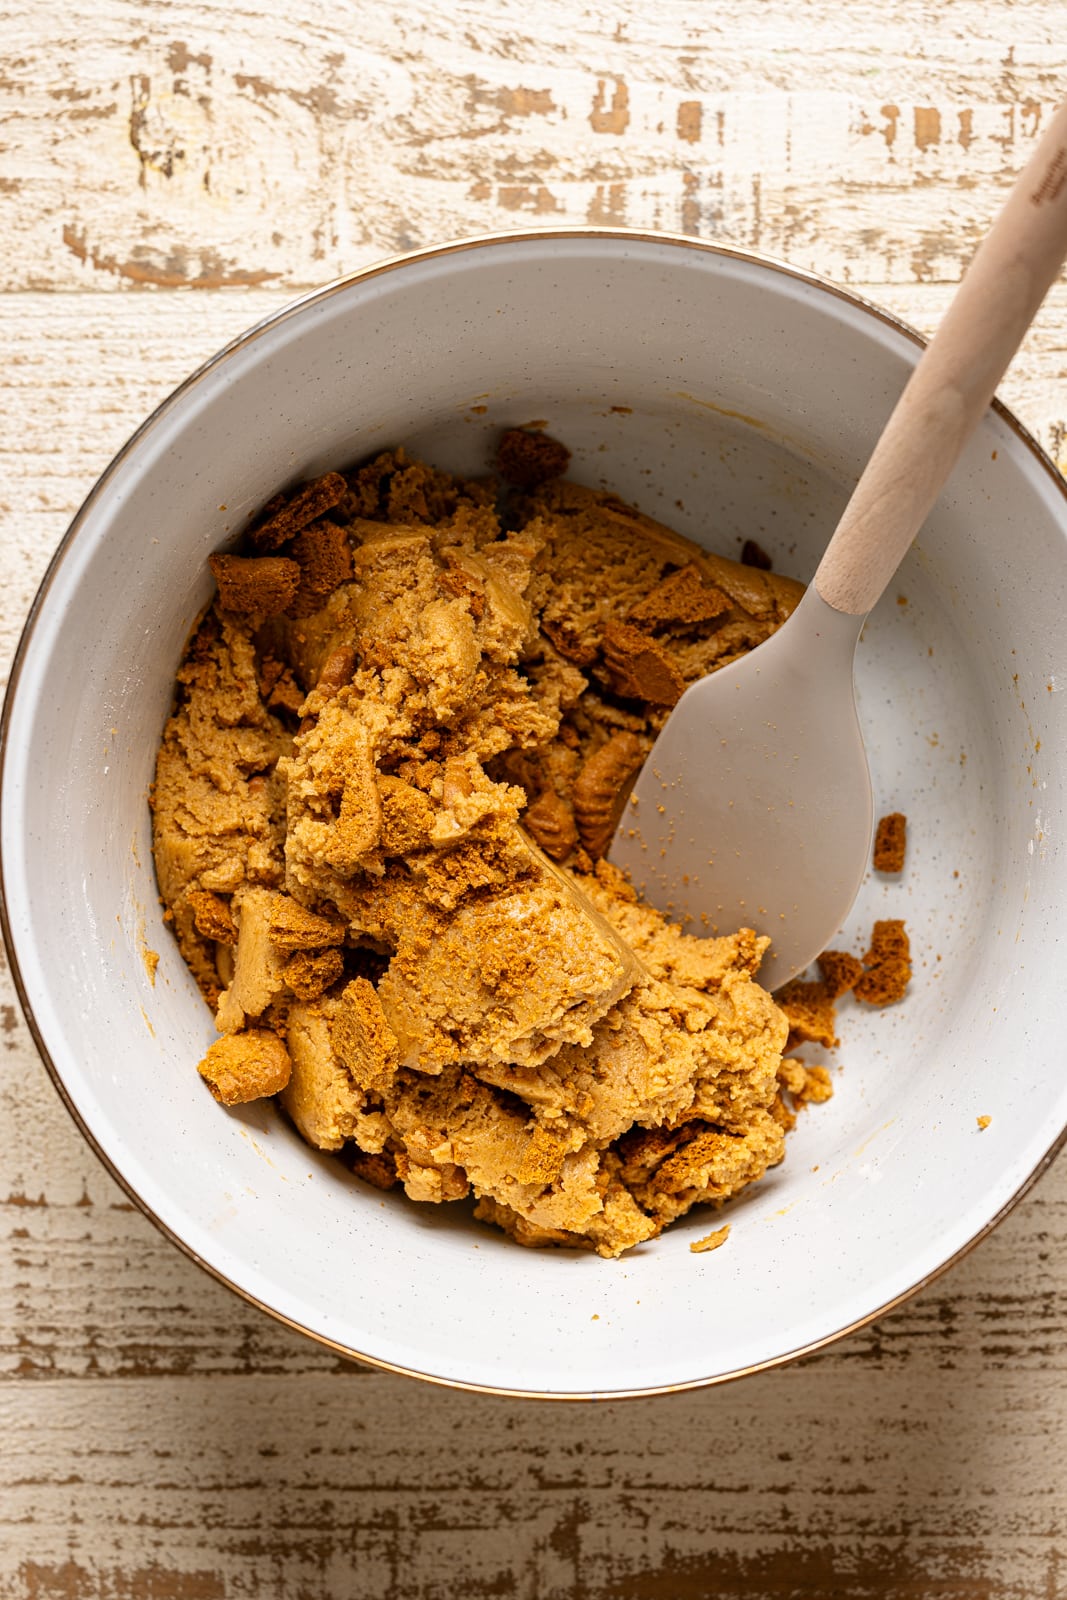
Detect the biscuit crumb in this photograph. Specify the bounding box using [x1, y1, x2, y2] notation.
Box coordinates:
[854, 919, 911, 1007]
[601, 620, 686, 706]
[690, 1223, 730, 1254]
[284, 947, 345, 1001]
[775, 979, 838, 1049]
[627, 563, 732, 631]
[873, 812, 907, 873]
[248, 472, 348, 551]
[573, 731, 646, 857]
[496, 428, 571, 488]
[289, 520, 353, 613]
[777, 1057, 807, 1095]
[522, 789, 579, 861]
[209, 553, 300, 615]
[778, 1057, 833, 1106]
[267, 896, 346, 949]
[266, 667, 305, 716]
[817, 949, 864, 999]
[977, 1115, 991, 1130]
[346, 1147, 399, 1190]
[795, 1064, 833, 1104]
[315, 646, 359, 697]
[197, 1029, 292, 1105]
[187, 890, 237, 945]
[331, 978, 400, 1095]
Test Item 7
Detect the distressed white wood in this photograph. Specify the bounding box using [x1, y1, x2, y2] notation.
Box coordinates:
[3, 0, 1067, 1592]
[0, 1, 1066, 292]
[2, 1365, 1067, 1597]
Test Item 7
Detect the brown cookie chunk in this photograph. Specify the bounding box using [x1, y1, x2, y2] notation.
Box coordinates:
[267, 895, 347, 949]
[496, 428, 571, 489]
[854, 919, 911, 1007]
[284, 947, 345, 1001]
[601, 621, 686, 706]
[817, 948, 864, 1000]
[187, 889, 237, 946]
[873, 812, 907, 874]
[573, 731, 646, 858]
[331, 978, 400, 1095]
[541, 617, 598, 666]
[627, 563, 732, 631]
[197, 1029, 292, 1105]
[209, 553, 301, 615]
[345, 1147, 399, 1191]
[247, 472, 348, 551]
[775, 979, 839, 1049]
[522, 790, 579, 862]
[288, 520, 354, 614]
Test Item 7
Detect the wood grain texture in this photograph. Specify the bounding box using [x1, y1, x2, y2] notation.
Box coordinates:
[2, 1362, 1066, 1599]
[1, 0, 1066, 292]
[3, 0, 1067, 1594]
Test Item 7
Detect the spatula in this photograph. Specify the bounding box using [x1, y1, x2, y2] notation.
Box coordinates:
[610, 100, 1067, 988]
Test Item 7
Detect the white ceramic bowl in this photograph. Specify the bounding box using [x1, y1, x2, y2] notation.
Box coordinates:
[3, 230, 1066, 1398]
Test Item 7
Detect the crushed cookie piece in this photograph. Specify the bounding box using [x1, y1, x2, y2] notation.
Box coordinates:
[266, 666, 306, 715]
[573, 731, 646, 858]
[523, 789, 579, 861]
[777, 1057, 807, 1095]
[496, 428, 571, 488]
[331, 978, 400, 1095]
[248, 471, 347, 551]
[256, 655, 286, 699]
[873, 811, 907, 873]
[690, 1223, 730, 1254]
[854, 919, 911, 1007]
[289, 520, 353, 613]
[769, 1091, 797, 1132]
[817, 948, 864, 1000]
[197, 1029, 291, 1105]
[316, 646, 359, 697]
[627, 563, 732, 631]
[437, 566, 487, 619]
[209, 553, 300, 615]
[346, 1147, 399, 1190]
[267, 896, 346, 950]
[187, 889, 238, 946]
[516, 1125, 571, 1185]
[794, 1064, 833, 1104]
[541, 617, 598, 666]
[776, 979, 838, 1049]
[284, 946, 345, 1001]
[601, 620, 686, 706]
[378, 774, 436, 855]
[741, 539, 773, 570]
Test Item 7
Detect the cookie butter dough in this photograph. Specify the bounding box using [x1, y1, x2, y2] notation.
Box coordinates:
[152, 435, 813, 1257]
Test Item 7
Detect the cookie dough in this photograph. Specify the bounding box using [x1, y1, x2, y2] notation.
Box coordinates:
[152, 438, 812, 1256]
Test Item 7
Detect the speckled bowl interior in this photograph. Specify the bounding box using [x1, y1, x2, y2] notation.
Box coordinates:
[3, 231, 1066, 1397]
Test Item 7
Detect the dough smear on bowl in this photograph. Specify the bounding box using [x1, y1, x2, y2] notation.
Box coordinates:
[152, 433, 831, 1257]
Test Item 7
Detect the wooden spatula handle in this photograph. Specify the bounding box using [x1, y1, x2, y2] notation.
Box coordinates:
[815, 99, 1067, 616]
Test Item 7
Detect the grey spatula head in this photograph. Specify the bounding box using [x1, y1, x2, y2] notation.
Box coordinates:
[610, 102, 1067, 986]
[609, 589, 872, 989]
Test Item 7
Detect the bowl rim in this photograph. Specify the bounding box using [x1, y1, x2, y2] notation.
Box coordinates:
[3, 224, 1066, 1401]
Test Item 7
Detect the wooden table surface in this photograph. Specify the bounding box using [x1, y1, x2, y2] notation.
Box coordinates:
[2, 4, 1066, 1595]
